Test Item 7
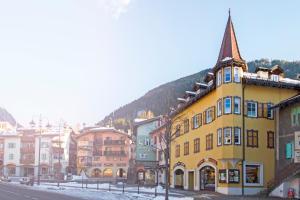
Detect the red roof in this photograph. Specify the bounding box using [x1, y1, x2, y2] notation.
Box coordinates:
[217, 12, 243, 64]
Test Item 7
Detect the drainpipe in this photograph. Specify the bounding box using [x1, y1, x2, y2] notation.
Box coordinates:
[242, 83, 246, 196]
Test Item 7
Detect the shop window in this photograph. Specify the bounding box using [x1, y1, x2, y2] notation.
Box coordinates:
[217, 128, 222, 146]
[184, 142, 189, 156]
[234, 97, 241, 114]
[224, 97, 231, 114]
[245, 164, 263, 185]
[267, 131, 274, 148]
[217, 99, 222, 117]
[228, 169, 240, 183]
[224, 128, 232, 145]
[247, 130, 258, 148]
[224, 67, 231, 83]
[218, 169, 227, 183]
[206, 134, 213, 150]
[247, 102, 257, 117]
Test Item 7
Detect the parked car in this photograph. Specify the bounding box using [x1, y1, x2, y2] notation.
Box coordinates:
[20, 177, 34, 186]
[0, 176, 11, 182]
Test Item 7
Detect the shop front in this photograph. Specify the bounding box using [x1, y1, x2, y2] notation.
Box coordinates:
[200, 166, 215, 191]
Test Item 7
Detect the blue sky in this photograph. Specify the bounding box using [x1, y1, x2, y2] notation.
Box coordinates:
[0, 0, 299, 126]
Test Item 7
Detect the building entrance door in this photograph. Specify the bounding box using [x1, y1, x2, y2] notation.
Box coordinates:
[200, 166, 215, 191]
[188, 171, 194, 190]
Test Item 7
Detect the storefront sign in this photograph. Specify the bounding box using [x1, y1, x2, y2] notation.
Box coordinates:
[295, 131, 300, 150]
[294, 150, 300, 163]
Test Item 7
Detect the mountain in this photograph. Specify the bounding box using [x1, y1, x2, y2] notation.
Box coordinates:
[99, 59, 300, 128]
[0, 107, 16, 126]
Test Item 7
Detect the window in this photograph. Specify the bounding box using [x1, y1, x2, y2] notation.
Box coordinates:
[175, 145, 180, 157]
[139, 154, 147, 159]
[8, 153, 14, 160]
[175, 125, 181, 137]
[144, 138, 150, 146]
[267, 103, 273, 119]
[271, 74, 279, 82]
[234, 97, 241, 114]
[41, 142, 49, 148]
[217, 99, 222, 117]
[184, 142, 189, 156]
[206, 134, 213, 150]
[217, 128, 222, 146]
[8, 143, 16, 148]
[247, 130, 258, 147]
[42, 153, 47, 160]
[217, 70, 222, 86]
[192, 114, 201, 129]
[245, 164, 263, 186]
[194, 138, 200, 153]
[205, 107, 215, 124]
[234, 67, 240, 82]
[224, 128, 232, 145]
[267, 131, 274, 148]
[183, 119, 189, 133]
[247, 102, 257, 117]
[224, 97, 232, 114]
[224, 67, 231, 83]
[234, 127, 241, 145]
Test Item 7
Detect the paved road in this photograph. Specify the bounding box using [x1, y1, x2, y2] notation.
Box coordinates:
[0, 182, 84, 200]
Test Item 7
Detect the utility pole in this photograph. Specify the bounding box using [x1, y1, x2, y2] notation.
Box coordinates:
[57, 122, 61, 187]
[37, 115, 42, 185]
[164, 118, 171, 200]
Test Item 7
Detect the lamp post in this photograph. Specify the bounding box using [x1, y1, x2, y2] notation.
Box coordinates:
[30, 115, 51, 186]
[57, 120, 67, 187]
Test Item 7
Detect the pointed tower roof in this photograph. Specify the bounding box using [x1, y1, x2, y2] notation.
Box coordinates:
[217, 11, 243, 64]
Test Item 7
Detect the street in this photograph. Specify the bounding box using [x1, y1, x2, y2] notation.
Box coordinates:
[0, 182, 84, 200]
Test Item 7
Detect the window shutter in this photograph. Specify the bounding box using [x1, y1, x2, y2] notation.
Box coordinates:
[203, 111, 206, 125]
[244, 101, 248, 116]
[191, 117, 194, 130]
[199, 113, 202, 126]
[263, 103, 268, 118]
[258, 103, 263, 118]
[212, 106, 216, 121]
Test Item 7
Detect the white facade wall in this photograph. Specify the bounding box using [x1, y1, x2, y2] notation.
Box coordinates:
[4, 137, 20, 176]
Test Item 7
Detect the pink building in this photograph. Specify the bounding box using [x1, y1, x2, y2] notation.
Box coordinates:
[76, 127, 131, 178]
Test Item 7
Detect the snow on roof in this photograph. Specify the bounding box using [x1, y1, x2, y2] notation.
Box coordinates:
[134, 118, 147, 123]
[222, 57, 233, 62]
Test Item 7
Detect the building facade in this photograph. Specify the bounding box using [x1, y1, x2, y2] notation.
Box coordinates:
[150, 123, 167, 185]
[130, 117, 161, 184]
[269, 95, 300, 198]
[76, 127, 131, 179]
[169, 13, 300, 195]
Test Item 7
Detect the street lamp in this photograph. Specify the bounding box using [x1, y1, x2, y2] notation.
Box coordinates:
[30, 115, 51, 185]
[56, 119, 67, 187]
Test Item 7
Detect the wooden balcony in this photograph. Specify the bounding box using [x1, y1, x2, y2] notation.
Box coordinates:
[20, 157, 35, 165]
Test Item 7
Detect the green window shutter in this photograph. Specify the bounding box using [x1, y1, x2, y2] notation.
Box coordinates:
[286, 143, 294, 159]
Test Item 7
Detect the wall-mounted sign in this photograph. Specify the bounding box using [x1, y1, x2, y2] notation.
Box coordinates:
[294, 150, 300, 163]
[295, 131, 300, 150]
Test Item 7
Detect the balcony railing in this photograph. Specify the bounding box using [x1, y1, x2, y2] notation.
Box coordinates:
[20, 158, 35, 164]
[93, 139, 103, 146]
[103, 151, 127, 157]
[104, 140, 125, 145]
[21, 147, 35, 153]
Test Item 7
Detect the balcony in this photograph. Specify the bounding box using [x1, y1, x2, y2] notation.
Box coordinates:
[103, 151, 127, 157]
[93, 139, 103, 146]
[20, 157, 35, 165]
[104, 140, 125, 145]
[21, 147, 35, 153]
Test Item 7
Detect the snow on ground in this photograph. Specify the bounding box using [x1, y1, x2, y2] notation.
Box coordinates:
[9, 182, 193, 200]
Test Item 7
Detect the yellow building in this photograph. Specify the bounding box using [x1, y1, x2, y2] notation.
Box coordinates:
[170, 13, 300, 195]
